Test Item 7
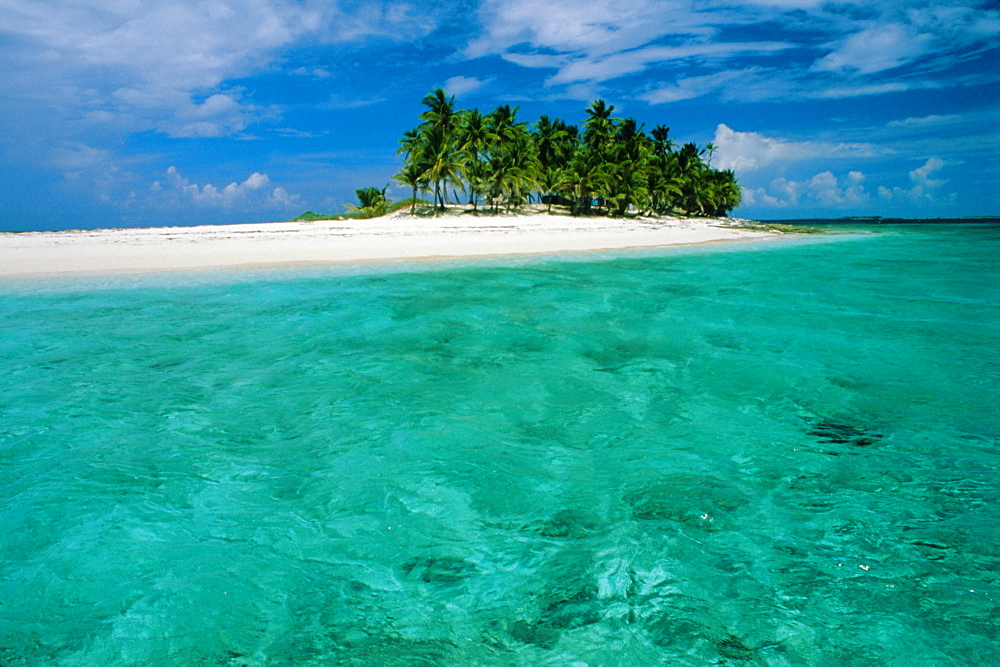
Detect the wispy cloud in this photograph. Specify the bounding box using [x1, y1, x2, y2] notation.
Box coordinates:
[444, 75, 491, 97]
[548, 42, 790, 86]
[320, 94, 388, 110]
[0, 0, 436, 138]
[641, 71, 754, 104]
[465, 0, 715, 62]
[464, 0, 1000, 103]
[812, 23, 933, 75]
[886, 114, 962, 129]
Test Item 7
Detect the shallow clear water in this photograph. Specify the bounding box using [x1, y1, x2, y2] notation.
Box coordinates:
[1, 223, 997, 665]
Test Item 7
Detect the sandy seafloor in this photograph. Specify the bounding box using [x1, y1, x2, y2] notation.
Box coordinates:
[1, 220, 997, 664]
[0, 211, 774, 278]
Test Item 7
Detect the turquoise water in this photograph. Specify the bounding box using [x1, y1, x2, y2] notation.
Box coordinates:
[1, 223, 997, 665]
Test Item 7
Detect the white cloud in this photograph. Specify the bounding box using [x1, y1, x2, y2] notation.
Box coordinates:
[464, 0, 724, 86]
[268, 186, 302, 209]
[501, 53, 568, 69]
[810, 170, 869, 206]
[170, 93, 269, 139]
[466, 0, 1000, 103]
[811, 82, 912, 99]
[321, 94, 388, 110]
[8, 1, 322, 94]
[51, 143, 119, 181]
[712, 124, 878, 173]
[909, 157, 947, 190]
[466, 0, 712, 60]
[642, 70, 752, 104]
[0, 0, 436, 138]
[156, 166, 300, 209]
[443, 75, 490, 97]
[49, 142, 140, 203]
[290, 66, 332, 79]
[872, 157, 954, 205]
[813, 23, 933, 75]
[547, 42, 789, 85]
[743, 169, 870, 209]
[736, 0, 826, 6]
[878, 158, 955, 204]
[742, 159, 955, 211]
[886, 114, 962, 129]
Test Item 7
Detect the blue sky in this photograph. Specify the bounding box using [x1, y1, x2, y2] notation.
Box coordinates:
[1, 0, 997, 231]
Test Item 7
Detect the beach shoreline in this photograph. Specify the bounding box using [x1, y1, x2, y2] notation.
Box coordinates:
[0, 209, 777, 279]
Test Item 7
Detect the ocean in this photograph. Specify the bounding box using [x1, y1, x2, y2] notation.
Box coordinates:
[1, 221, 997, 665]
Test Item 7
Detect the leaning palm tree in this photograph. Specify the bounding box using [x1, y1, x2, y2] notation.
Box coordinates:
[705, 141, 717, 168]
[397, 128, 423, 161]
[393, 162, 426, 214]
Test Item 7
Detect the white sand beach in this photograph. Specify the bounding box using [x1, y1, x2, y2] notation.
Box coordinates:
[0, 209, 776, 278]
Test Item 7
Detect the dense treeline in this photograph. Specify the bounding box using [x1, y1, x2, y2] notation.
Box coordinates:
[392, 88, 741, 218]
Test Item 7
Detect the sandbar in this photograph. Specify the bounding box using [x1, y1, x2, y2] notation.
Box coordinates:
[0, 209, 776, 278]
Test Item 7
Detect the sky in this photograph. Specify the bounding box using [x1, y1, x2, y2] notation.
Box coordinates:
[1, 0, 998, 231]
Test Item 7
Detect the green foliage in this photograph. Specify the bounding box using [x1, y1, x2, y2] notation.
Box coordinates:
[387, 197, 431, 215]
[347, 185, 390, 218]
[290, 210, 330, 222]
[394, 91, 744, 218]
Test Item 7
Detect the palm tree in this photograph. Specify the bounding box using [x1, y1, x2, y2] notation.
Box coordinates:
[501, 127, 540, 211]
[397, 128, 422, 161]
[567, 148, 611, 216]
[478, 104, 540, 212]
[534, 115, 573, 170]
[650, 125, 675, 156]
[393, 162, 426, 214]
[583, 99, 616, 154]
[464, 158, 490, 211]
[422, 123, 461, 211]
[417, 88, 459, 212]
[648, 167, 682, 216]
[706, 169, 741, 216]
[457, 109, 488, 207]
[347, 186, 389, 218]
[603, 117, 651, 216]
[420, 88, 457, 131]
[539, 166, 568, 213]
[389, 93, 742, 221]
[675, 142, 708, 215]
